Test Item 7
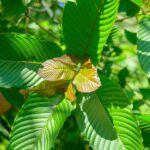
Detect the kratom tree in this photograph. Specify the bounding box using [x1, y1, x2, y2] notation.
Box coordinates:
[0, 0, 150, 149]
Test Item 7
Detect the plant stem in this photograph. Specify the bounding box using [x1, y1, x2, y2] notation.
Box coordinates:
[41, 0, 53, 18]
[26, 14, 59, 40]
[28, 7, 46, 12]
[16, 15, 26, 26]
[116, 10, 150, 22]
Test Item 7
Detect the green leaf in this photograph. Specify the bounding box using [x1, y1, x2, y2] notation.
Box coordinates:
[1, 0, 35, 17]
[107, 26, 119, 44]
[75, 93, 124, 149]
[8, 93, 75, 150]
[0, 33, 63, 89]
[130, 0, 144, 7]
[0, 119, 9, 140]
[63, 0, 119, 64]
[140, 88, 150, 100]
[96, 76, 143, 149]
[137, 15, 150, 77]
[75, 76, 143, 149]
[119, 0, 140, 17]
[118, 67, 129, 88]
[135, 114, 150, 147]
[125, 30, 137, 45]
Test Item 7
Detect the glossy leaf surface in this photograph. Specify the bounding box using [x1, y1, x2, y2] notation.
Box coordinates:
[63, 0, 119, 64]
[9, 93, 74, 150]
[137, 15, 150, 77]
[75, 76, 143, 150]
[0, 33, 63, 88]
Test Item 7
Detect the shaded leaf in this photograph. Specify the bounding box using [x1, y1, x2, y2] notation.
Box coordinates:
[1, 0, 35, 17]
[0, 122, 9, 140]
[0, 92, 12, 115]
[19, 89, 29, 98]
[118, 67, 129, 88]
[140, 88, 150, 100]
[75, 76, 143, 149]
[75, 93, 124, 149]
[0, 88, 24, 108]
[137, 15, 150, 77]
[96, 76, 143, 149]
[119, 0, 140, 16]
[135, 114, 150, 147]
[63, 0, 119, 64]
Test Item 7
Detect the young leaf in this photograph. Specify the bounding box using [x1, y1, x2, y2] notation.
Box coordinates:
[63, 0, 119, 64]
[73, 59, 101, 92]
[32, 81, 67, 96]
[38, 55, 78, 81]
[65, 83, 76, 102]
[8, 93, 75, 149]
[0, 33, 63, 89]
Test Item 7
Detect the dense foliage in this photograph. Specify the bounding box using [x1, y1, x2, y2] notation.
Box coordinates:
[0, 0, 150, 149]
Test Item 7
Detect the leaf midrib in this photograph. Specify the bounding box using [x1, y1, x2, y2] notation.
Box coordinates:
[0, 60, 42, 65]
[82, 2, 103, 58]
[95, 92, 126, 150]
[32, 99, 60, 149]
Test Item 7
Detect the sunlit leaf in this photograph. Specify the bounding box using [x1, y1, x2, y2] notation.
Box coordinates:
[0, 33, 63, 89]
[73, 59, 101, 92]
[65, 83, 76, 102]
[38, 55, 78, 81]
[135, 114, 150, 147]
[8, 93, 75, 149]
[53, 54, 80, 66]
[130, 0, 144, 7]
[75, 93, 123, 149]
